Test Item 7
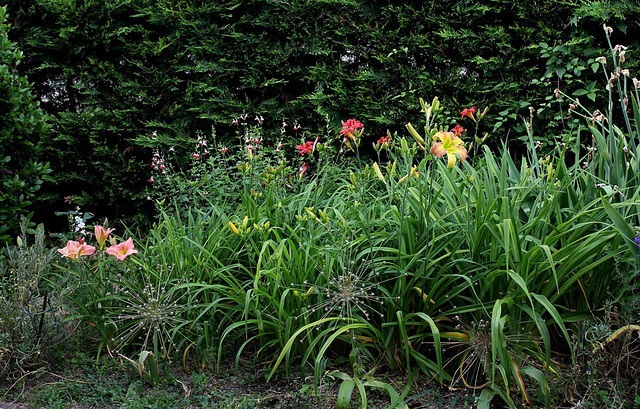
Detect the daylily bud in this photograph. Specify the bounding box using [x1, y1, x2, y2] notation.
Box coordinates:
[431, 96, 440, 113]
[419, 98, 426, 113]
[318, 209, 329, 224]
[372, 162, 385, 183]
[305, 207, 319, 221]
[406, 123, 425, 145]
[228, 221, 240, 235]
[400, 137, 410, 156]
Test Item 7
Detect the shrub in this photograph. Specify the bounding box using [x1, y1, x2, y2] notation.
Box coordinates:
[0, 221, 59, 379]
[0, 6, 50, 243]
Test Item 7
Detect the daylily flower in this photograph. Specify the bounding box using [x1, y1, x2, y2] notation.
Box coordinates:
[451, 124, 465, 137]
[339, 119, 364, 140]
[460, 106, 477, 121]
[58, 240, 96, 261]
[299, 163, 309, 177]
[106, 238, 138, 261]
[397, 165, 420, 184]
[430, 131, 468, 168]
[296, 141, 315, 155]
[94, 225, 115, 249]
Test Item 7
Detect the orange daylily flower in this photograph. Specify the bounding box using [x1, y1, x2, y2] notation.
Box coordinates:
[430, 131, 468, 168]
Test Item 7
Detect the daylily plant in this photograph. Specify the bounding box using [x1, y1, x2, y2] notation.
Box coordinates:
[430, 131, 468, 168]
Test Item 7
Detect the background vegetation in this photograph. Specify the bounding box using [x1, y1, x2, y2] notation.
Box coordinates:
[2, 0, 638, 232]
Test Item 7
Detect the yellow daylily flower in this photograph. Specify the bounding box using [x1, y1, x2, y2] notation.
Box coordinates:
[430, 131, 468, 168]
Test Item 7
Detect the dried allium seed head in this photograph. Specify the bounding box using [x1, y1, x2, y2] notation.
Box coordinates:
[603, 24, 613, 36]
[595, 56, 607, 64]
[554, 88, 561, 99]
[633, 78, 640, 89]
[621, 69, 630, 77]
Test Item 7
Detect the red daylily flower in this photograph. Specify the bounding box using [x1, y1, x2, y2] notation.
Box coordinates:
[451, 124, 465, 136]
[339, 119, 364, 140]
[296, 141, 315, 155]
[460, 106, 477, 120]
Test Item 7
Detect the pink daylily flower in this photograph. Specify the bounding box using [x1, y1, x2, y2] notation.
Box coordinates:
[430, 131, 468, 168]
[299, 162, 309, 177]
[94, 225, 115, 249]
[106, 238, 139, 261]
[58, 240, 96, 261]
[339, 119, 364, 140]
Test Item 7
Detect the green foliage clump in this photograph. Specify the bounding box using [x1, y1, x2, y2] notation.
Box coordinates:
[47, 88, 640, 407]
[0, 221, 59, 379]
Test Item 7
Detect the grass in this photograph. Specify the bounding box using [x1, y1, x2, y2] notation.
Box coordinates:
[0, 342, 480, 409]
[1, 348, 319, 409]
